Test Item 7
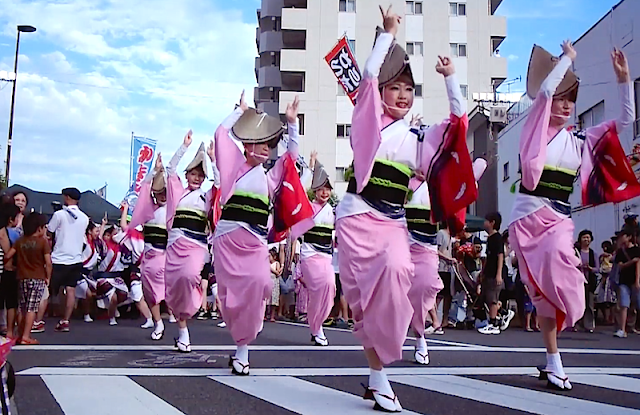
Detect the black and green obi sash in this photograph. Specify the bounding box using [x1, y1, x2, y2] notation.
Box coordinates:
[405, 206, 438, 244]
[143, 224, 168, 250]
[519, 165, 576, 203]
[173, 208, 207, 242]
[304, 224, 333, 254]
[347, 159, 412, 217]
[221, 191, 269, 233]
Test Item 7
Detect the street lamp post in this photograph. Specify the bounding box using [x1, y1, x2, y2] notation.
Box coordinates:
[5, 24, 36, 185]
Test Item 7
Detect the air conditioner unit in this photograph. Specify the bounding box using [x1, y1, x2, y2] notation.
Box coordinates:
[490, 105, 508, 123]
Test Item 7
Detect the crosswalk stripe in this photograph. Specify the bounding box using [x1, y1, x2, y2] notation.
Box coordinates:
[568, 374, 640, 394]
[18, 366, 640, 377]
[389, 374, 640, 415]
[210, 375, 422, 415]
[13, 344, 640, 354]
[41, 375, 185, 415]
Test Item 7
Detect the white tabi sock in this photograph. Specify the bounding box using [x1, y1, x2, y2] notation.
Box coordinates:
[314, 327, 326, 339]
[416, 335, 428, 353]
[154, 319, 165, 334]
[546, 352, 566, 378]
[369, 368, 394, 396]
[178, 327, 190, 345]
[235, 345, 249, 364]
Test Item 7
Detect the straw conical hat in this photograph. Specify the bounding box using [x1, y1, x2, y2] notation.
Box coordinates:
[231, 108, 285, 144]
[375, 27, 415, 88]
[526, 45, 579, 100]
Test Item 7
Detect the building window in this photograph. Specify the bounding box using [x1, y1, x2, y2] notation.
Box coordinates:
[579, 100, 605, 129]
[415, 84, 423, 97]
[339, 0, 356, 12]
[449, 2, 466, 16]
[336, 167, 347, 182]
[281, 71, 305, 92]
[406, 42, 424, 56]
[460, 84, 468, 99]
[347, 39, 356, 54]
[406, 1, 423, 15]
[337, 124, 351, 138]
[503, 162, 510, 182]
[450, 43, 467, 57]
[635, 78, 640, 139]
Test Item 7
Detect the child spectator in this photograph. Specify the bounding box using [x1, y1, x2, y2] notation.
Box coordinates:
[0, 204, 21, 338]
[596, 240, 616, 325]
[478, 212, 505, 335]
[5, 213, 52, 345]
[523, 284, 539, 332]
[268, 248, 281, 322]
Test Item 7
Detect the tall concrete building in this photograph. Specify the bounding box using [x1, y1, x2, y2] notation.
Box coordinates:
[255, 0, 507, 195]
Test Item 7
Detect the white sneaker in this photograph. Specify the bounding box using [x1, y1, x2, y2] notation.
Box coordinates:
[84, 315, 93, 323]
[614, 329, 627, 338]
[115, 309, 121, 318]
[424, 326, 436, 335]
[500, 310, 516, 331]
[140, 319, 154, 329]
[478, 324, 500, 335]
[168, 315, 177, 323]
[218, 321, 227, 328]
[109, 318, 118, 326]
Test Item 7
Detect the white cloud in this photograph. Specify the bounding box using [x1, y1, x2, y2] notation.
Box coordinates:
[508, 54, 519, 61]
[0, 0, 258, 204]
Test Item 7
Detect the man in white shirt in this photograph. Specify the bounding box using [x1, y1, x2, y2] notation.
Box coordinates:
[47, 188, 89, 332]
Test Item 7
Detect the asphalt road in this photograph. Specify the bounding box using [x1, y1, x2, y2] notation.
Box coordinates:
[7, 316, 640, 415]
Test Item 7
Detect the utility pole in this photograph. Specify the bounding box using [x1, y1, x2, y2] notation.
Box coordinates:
[5, 25, 36, 185]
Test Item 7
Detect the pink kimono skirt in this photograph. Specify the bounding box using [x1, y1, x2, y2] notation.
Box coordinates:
[164, 237, 206, 321]
[300, 254, 336, 335]
[337, 212, 414, 365]
[140, 248, 166, 307]
[214, 227, 272, 346]
[408, 243, 444, 337]
[509, 206, 584, 330]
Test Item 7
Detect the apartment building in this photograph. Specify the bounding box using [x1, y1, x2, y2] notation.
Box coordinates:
[255, 0, 507, 195]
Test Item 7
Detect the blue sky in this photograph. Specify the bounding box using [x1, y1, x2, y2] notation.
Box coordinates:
[497, 0, 621, 92]
[0, 0, 625, 205]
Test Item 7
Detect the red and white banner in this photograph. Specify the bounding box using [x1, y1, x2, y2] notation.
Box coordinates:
[324, 36, 361, 105]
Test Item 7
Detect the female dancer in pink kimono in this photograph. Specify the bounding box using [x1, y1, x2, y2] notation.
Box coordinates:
[336, 6, 474, 412]
[129, 156, 170, 340]
[407, 158, 486, 365]
[214, 92, 306, 375]
[291, 157, 336, 346]
[165, 135, 217, 352]
[509, 41, 635, 390]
